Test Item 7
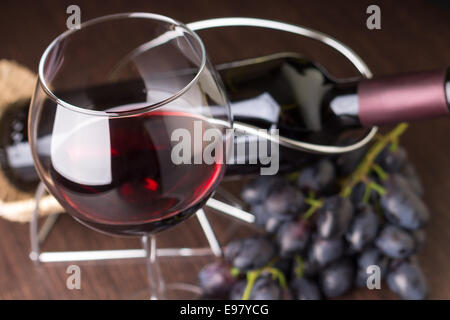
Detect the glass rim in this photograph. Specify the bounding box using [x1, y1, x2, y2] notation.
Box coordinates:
[38, 12, 207, 118]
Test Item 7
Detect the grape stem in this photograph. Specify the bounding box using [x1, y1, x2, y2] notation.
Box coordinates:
[294, 255, 304, 278]
[371, 163, 389, 181]
[300, 190, 323, 220]
[303, 197, 323, 220]
[241, 259, 286, 300]
[341, 123, 409, 197]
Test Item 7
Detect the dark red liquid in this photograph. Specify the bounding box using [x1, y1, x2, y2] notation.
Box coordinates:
[50, 111, 225, 236]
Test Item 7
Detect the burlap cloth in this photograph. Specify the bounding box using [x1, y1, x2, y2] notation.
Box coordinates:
[0, 60, 62, 222]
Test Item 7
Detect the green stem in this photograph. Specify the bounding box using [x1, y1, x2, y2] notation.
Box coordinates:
[390, 137, 399, 152]
[304, 198, 322, 207]
[303, 204, 319, 220]
[303, 197, 323, 220]
[286, 171, 300, 182]
[266, 267, 287, 288]
[368, 181, 387, 196]
[241, 258, 278, 300]
[340, 123, 408, 197]
[242, 271, 260, 300]
[371, 163, 388, 181]
[294, 255, 304, 278]
[230, 267, 240, 277]
[362, 183, 371, 204]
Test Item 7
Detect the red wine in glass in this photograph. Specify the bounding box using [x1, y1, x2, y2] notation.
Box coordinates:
[49, 110, 225, 236]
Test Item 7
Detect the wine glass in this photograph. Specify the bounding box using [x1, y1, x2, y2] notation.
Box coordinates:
[28, 13, 232, 299]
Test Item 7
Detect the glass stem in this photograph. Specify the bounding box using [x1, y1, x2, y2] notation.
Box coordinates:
[142, 235, 166, 300]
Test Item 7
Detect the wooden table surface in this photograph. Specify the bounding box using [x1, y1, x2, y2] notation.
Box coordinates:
[0, 0, 449, 299]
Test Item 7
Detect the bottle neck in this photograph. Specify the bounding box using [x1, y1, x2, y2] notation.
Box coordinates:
[327, 81, 361, 127]
[328, 68, 449, 127]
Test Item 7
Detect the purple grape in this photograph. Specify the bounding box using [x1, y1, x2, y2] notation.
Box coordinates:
[264, 182, 305, 219]
[249, 274, 283, 300]
[345, 205, 379, 252]
[317, 195, 354, 238]
[230, 274, 284, 300]
[198, 261, 236, 298]
[224, 237, 276, 272]
[355, 247, 389, 287]
[381, 175, 429, 230]
[375, 225, 416, 259]
[297, 159, 336, 194]
[291, 277, 322, 300]
[319, 259, 354, 298]
[251, 203, 285, 234]
[265, 216, 284, 234]
[277, 219, 311, 258]
[308, 236, 344, 268]
[358, 247, 389, 273]
[241, 176, 280, 205]
[376, 145, 408, 173]
[230, 280, 246, 300]
[387, 261, 428, 300]
[251, 203, 270, 227]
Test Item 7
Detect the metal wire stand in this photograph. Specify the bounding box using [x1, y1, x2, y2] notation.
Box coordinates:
[29, 182, 255, 264]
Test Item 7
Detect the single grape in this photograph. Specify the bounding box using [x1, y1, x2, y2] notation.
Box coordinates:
[241, 176, 281, 205]
[291, 277, 322, 300]
[297, 159, 336, 194]
[198, 261, 236, 298]
[251, 203, 270, 227]
[230, 280, 246, 300]
[249, 274, 283, 300]
[224, 237, 276, 272]
[387, 261, 428, 300]
[264, 182, 305, 219]
[253, 202, 289, 234]
[264, 216, 284, 234]
[345, 205, 379, 252]
[357, 247, 389, 273]
[375, 225, 416, 259]
[375, 145, 408, 173]
[317, 195, 354, 238]
[231, 274, 284, 300]
[308, 236, 344, 268]
[319, 259, 354, 298]
[277, 219, 311, 258]
[355, 247, 389, 287]
[381, 174, 429, 230]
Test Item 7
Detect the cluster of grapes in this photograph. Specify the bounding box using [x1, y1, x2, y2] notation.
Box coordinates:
[198, 124, 430, 300]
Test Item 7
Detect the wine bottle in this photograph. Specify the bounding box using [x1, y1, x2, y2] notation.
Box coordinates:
[217, 52, 449, 143]
[0, 98, 40, 192]
[0, 53, 449, 191]
[218, 52, 449, 176]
